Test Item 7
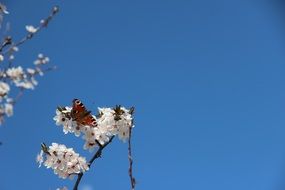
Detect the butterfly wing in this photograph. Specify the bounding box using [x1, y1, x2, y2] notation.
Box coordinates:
[71, 99, 87, 119]
[80, 114, 97, 127]
[71, 99, 97, 127]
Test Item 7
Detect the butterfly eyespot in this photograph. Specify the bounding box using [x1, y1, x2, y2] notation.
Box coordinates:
[75, 99, 81, 105]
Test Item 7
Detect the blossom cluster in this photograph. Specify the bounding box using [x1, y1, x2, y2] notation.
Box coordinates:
[0, 4, 58, 124]
[37, 100, 135, 180]
[0, 54, 52, 124]
[36, 143, 89, 179]
[54, 104, 134, 151]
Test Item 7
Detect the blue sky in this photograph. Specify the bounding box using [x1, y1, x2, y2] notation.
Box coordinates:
[1, 0, 285, 189]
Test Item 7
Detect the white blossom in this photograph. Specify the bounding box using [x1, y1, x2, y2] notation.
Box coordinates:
[26, 25, 37, 33]
[4, 103, 13, 117]
[9, 55, 14, 60]
[97, 106, 134, 142]
[0, 54, 4, 62]
[0, 82, 9, 96]
[12, 46, 19, 52]
[27, 68, 36, 75]
[37, 143, 89, 179]
[97, 108, 116, 134]
[94, 126, 110, 145]
[34, 53, 50, 65]
[36, 150, 44, 167]
[15, 78, 37, 89]
[6, 66, 24, 81]
[116, 107, 134, 141]
[82, 125, 110, 151]
[53, 107, 76, 134]
[53, 6, 59, 13]
[6, 66, 38, 89]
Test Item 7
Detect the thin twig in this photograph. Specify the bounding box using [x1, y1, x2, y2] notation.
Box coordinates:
[73, 173, 83, 190]
[2, 6, 59, 55]
[128, 126, 136, 190]
[73, 136, 115, 190]
[0, 36, 11, 52]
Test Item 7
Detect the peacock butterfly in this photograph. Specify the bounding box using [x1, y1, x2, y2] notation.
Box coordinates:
[71, 99, 97, 127]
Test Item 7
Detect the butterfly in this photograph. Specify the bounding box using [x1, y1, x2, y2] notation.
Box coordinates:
[70, 99, 97, 127]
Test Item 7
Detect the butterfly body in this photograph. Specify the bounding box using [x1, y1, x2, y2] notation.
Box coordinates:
[71, 99, 97, 127]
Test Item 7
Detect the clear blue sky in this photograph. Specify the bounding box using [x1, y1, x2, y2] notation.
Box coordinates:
[1, 0, 285, 189]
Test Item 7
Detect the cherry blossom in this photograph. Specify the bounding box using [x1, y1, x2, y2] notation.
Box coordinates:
[36, 143, 89, 179]
[25, 25, 37, 33]
[34, 53, 50, 65]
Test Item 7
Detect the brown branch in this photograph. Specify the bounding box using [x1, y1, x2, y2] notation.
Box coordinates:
[73, 173, 83, 190]
[128, 126, 136, 190]
[2, 6, 59, 55]
[73, 136, 115, 190]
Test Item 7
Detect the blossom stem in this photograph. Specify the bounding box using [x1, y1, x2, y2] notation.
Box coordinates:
[73, 173, 83, 190]
[128, 126, 136, 190]
[73, 136, 115, 190]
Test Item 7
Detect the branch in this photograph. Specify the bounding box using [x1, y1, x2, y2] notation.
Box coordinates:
[73, 136, 115, 190]
[2, 6, 59, 55]
[128, 126, 136, 190]
[73, 173, 83, 190]
[0, 36, 11, 52]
